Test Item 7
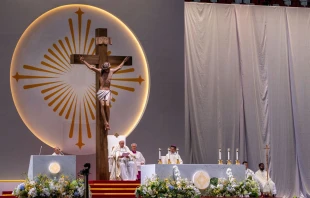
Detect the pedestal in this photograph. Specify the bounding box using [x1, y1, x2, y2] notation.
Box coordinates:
[28, 155, 76, 180]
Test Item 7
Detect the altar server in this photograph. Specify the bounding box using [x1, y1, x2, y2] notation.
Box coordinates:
[165, 145, 183, 164]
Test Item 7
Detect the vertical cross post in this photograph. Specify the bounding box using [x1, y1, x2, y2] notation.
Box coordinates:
[95, 28, 109, 180]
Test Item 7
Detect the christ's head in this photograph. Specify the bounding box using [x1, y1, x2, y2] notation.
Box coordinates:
[101, 62, 111, 71]
[119, 140, 125, 148]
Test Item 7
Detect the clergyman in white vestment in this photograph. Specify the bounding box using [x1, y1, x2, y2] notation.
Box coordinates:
[242, 161, 255, 179]
[255, 163, 277, 196]
[52, 147, 64, 156]
[131, 143, 145, 180]
[165, 145, 183, 164]
[110, 140, 137, 181]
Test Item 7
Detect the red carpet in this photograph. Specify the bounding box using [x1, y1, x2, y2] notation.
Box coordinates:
[1, 180, 140, 198]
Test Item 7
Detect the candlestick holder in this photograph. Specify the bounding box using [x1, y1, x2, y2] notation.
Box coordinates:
[167, 147, 171, 164]
[227, 160, 232, 165]
[235, 160, 240, 165]
[218, 159, 223, 164]
[176, 148, 180, 164]
[158, 148, 162, 164]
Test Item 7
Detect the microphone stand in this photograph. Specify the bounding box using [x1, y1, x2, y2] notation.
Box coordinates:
[39, 146, 42, 155]
[80, 163, 90, 198]
[84, 172, 89, 198]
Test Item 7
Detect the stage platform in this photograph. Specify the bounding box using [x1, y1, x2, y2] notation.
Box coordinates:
[0, 180, 140, 198]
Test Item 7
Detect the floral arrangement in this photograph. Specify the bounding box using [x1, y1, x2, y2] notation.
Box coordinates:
[12, 174, 87, 198]
[135, 165, 201, 198]
[202, 168, 260, 197]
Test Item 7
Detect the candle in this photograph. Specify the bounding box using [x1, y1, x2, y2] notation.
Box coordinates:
[168, 147, 170, 159]
[159, 148, 161, 159]
[236, 148, 239, 160]
[228, 148, 230, 160]
[219, 148, 222, 160]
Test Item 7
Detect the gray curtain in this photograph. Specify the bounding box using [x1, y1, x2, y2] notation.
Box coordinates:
[185, 3, 310, 198]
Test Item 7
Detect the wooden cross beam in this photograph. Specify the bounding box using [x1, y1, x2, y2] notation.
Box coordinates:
[70, 28, 132, 180]
[70, 55, 132, 66]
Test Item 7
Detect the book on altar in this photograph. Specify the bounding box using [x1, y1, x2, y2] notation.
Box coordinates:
[122, 152, 130, 157]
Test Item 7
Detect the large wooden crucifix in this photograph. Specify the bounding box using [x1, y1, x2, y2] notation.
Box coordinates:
[70, 28, 132, 180]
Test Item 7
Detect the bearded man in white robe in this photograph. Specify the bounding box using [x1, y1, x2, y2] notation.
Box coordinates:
[165, 145, 183, 164]
[110, 140, 136, 181]
[255, 163, 277, 196]
[131, 143, 145, 180]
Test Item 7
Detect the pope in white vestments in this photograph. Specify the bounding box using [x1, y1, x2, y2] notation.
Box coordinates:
[131, 143, 145, 180]
[52, 147, 64, 156]
[255, 163, 277, 196]
[110, 140, 137, 181]
[165, 145, 183, 164]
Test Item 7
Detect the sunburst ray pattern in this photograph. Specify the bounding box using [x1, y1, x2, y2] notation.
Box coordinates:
[11, 8, 145, 149]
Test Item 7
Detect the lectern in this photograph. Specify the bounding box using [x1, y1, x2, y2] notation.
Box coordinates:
[28, 155, 76, 180]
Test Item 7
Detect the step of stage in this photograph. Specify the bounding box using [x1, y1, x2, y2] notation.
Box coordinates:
[1, 180, 140, 198]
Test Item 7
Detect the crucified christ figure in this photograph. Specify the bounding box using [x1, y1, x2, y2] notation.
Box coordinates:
[80, 56, 129, 130]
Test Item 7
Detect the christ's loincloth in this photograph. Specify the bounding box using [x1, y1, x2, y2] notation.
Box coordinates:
[97, 89, 112, 101]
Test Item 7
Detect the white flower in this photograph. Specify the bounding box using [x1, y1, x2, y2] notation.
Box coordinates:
[232, 183, 238, 188]
[40, 188, 50, 197]
[59, 177, 65, 184]
[28, 187, 37, 197]
[218, 178, 226, 184]
[147, 188, 153, 195]
[78, 186, 84, 196]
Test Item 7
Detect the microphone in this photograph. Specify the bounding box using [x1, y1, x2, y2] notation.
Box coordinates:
[39, 146, 42, 155]
[60, 151, 65, 155]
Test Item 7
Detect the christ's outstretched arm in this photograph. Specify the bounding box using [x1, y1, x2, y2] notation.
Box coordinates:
[112, 56, 130, 73]
[80, 56, 101, 73]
